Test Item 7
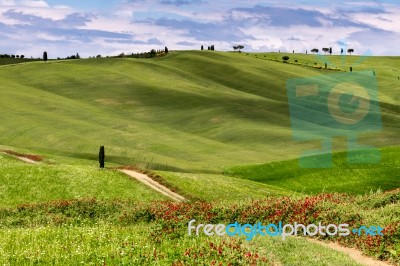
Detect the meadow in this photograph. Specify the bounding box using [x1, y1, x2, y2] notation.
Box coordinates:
[0, 51, 399, 172]
[0, 51, 399, 265]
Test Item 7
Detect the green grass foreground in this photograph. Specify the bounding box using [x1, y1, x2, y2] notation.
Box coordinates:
[0, 191, 398, 265]
[0, 152, 167, 207]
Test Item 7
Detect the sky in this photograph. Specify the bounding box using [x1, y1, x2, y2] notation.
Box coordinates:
[0, 0, 399, 58]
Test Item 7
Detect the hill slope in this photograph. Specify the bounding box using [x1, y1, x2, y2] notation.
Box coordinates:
[0, 51, 399, 171]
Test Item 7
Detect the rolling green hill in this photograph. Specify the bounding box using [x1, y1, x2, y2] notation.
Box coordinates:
[0, 149, 168, 207]
[0, 58, 40, 66]
[0, 51, 398, 172]
[1, 51, 400, 265]
[226, 145, 400, 194]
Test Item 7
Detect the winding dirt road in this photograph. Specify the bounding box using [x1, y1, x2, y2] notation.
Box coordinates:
[119, 169, 186, 202]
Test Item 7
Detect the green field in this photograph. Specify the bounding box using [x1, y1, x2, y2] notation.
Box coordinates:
[0, 51, 399, 265]
[0, 58, 40, 66]
[0, 51, 398, 172]
[226, 146, 400, 194]
[0, 151, 168, 207]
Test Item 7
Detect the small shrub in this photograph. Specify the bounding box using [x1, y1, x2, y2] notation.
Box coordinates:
[282, 55, 289, 62]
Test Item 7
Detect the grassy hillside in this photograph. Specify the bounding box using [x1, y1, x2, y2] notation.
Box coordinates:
[227, 145, 400, 194]
[0, 149, 167, 207]
[158, 171, 292, 202]
[0, 51, 398, 172]
[0, 51, 399, 265]
[0, 58, 40, 66]
[250, 52, 400, 104]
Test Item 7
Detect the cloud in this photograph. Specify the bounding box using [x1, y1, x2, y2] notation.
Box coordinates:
[0, 0, 48, 7]
[0, 0, 399, 57]
[287, 36, 303, 41]
[20, 0, 48, 8]
[104, 37, 162, 45]
[153, 17, 250, 42]
[4, 10, 93, 28]
[176, 40, 197, 46]
[159, 0, 203, 6]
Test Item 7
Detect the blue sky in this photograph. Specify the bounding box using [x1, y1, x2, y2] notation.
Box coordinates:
[0, 0, 399, 57]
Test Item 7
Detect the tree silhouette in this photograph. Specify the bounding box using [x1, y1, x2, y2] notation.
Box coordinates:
[99, 146, 105, 168]
[311, 48, 319, 54]
[322, 48, 329, 54]
[347, 48, 354, 55]
[282, 55, 289, 62]
[43, 51, 48, 63]
[329, 47, 332, 55]
[165, 46, 169, 54]
[341, 48, 344, 54]
[233, 46, 238, 52]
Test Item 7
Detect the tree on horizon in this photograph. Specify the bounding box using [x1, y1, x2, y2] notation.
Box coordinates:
[347, 48, 354, 55]
[43, 51, 48, 63]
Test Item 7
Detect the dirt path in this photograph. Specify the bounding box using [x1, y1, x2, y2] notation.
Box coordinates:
[15, 156, 40, 164]
[119, 169, 186, 202]
[307, 238, 393, 266]
[1, 151, 40, 164]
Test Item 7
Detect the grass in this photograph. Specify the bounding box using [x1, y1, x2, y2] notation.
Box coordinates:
[0, 58, 40, 66]
[247, 236, 364, 266]
[0, 152, 167, 207]
[226, 146, 400, 194]
[0, 225, 366, 266]
[251, 52, 400, 104]
[0, 191, 398, 265]
[0, 224, 154, 265]
[0, 51, 398, 172]
[0, 51, 399, 264]
[158, 171, 292, 202]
